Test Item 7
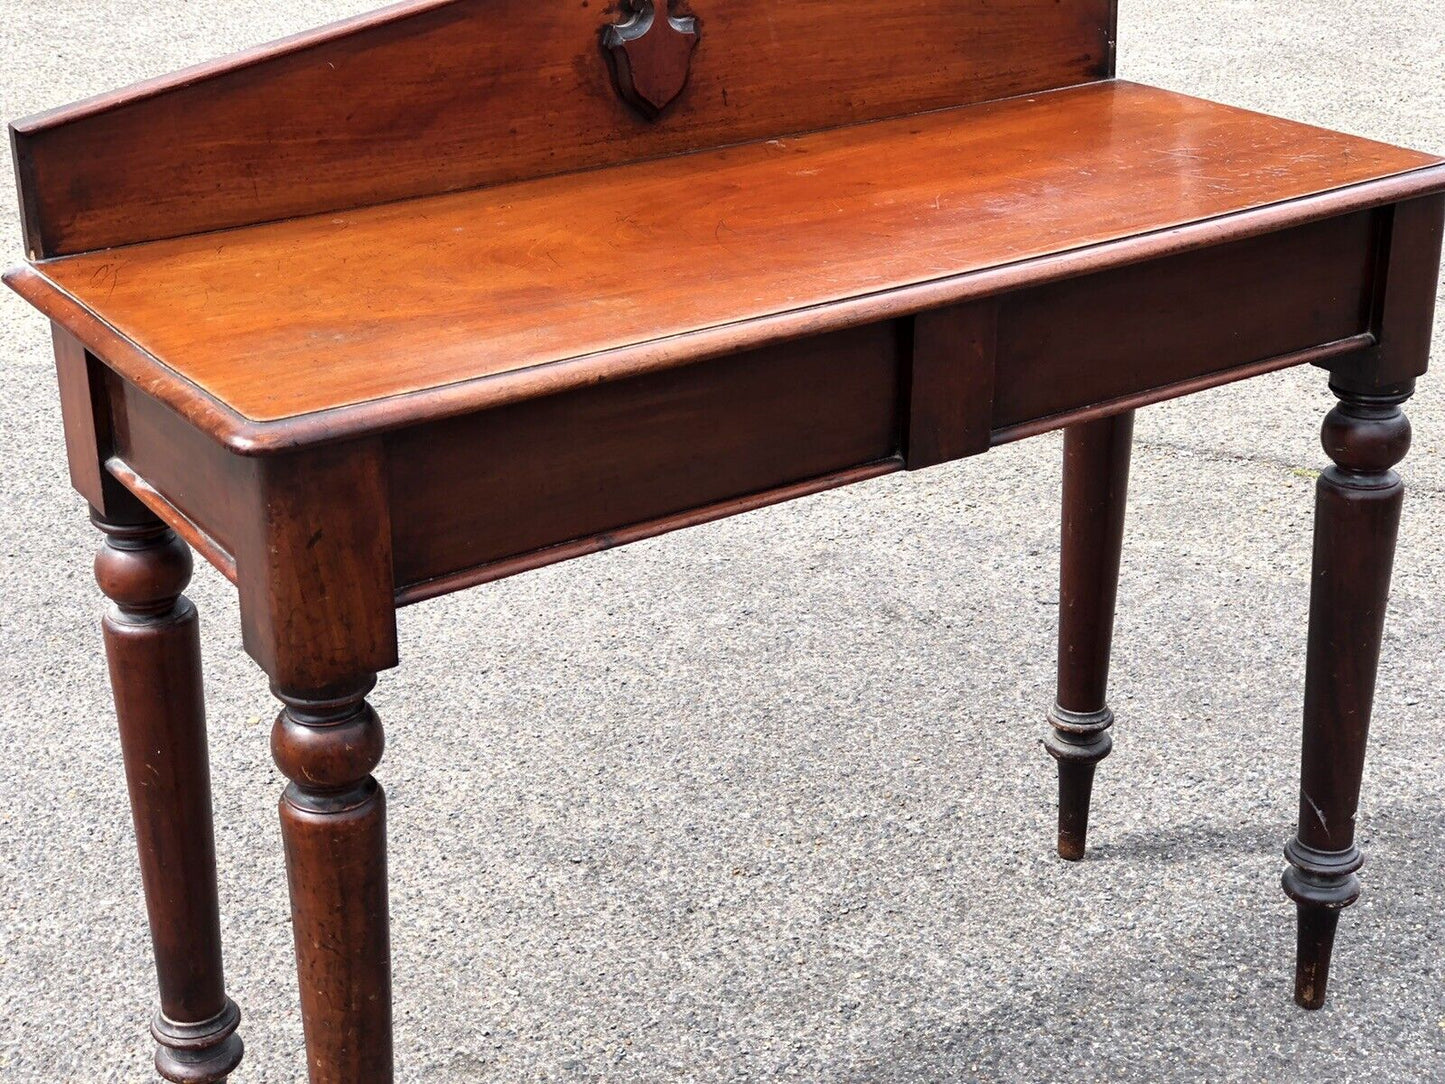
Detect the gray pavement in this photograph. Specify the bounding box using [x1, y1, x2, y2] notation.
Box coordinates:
[1, 2, 1443, 1081]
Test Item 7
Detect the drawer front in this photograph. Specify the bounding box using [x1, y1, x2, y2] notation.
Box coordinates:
[388, 323, 903, 590]
[992, 210, 1379, 428]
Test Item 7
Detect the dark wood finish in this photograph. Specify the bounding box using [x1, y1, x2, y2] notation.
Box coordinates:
[235, 444, 397, 693]
[388, 325, 899, 590]
[991, 337, 1377, 448]
[1332, 194, 1445, 391]
[906, 303, 998, 469]
[92, 263, 1385, 611]
[1282, 379, 1412, 1010]
[93, 510, 243, 1083]
[393, 459, 902, 606]
[994, 212, 1379, 428]
[106, 371, 247, 560]
[81, 257, 1387, 612]
[98, 343, 908, 602]
[100, 370, 398, 690]
[604, 0, 699, 118]
[8, 4, 1445, 1078]
[105, 458, 238, 585]
[50, 324, 148, 519]
[10, 0, 1115, 258]
[272, 679, 392, 1083]
[52, 327, 107, 508]
[10, 189, 1442, 462]
[1046, 411, 1134, 861]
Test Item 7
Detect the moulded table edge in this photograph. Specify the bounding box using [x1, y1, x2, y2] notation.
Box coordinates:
[5, 161, 1445, 457]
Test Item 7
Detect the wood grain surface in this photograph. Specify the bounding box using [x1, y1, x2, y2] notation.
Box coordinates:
[11, 0, 1114, 256]
[11, 82, 1440, 437]
[387, 323, 900, 587]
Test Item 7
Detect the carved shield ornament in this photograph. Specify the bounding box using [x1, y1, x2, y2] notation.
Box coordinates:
[603, 0, 699, 119]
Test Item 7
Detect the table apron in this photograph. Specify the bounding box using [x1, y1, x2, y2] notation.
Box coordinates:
[92, 208, 1384, 606]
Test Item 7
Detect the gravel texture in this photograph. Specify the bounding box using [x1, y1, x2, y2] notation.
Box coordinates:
[1, 2, 1443, 1081]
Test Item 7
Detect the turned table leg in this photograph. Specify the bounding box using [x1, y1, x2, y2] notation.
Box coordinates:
[94, 510, 244, 1083]
[272, 678, 393, 1083]
[1046, 410, 1134, 860]
[1282, 379, 1411, 1009]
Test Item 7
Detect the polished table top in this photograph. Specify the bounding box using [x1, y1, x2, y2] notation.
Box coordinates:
[7, 80, 1441, 437]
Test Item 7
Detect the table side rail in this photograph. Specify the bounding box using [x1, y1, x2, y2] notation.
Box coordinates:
[86, 205, 1393, 603]
[13, 170, 1443, 456]
[992, 208, 1382, 429]
[386, 322, 905, 595]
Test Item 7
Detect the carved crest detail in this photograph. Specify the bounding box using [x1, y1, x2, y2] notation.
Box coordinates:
[603, 1, 699, 119]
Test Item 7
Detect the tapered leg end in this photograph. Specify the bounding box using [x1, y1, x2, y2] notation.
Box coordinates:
[1045, 705, 1112, 861]
[1055, 759, 1097, 861]
[1292, 904, 1342, 1010]
[1282, 841, 1361, 1011]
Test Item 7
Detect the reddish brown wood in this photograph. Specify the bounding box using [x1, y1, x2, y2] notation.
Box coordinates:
[72, 261, 1384, 615]
[393, 458, 902, 606]
[48, 323, 155, 522]
[52, 326, 108, 507]
[994, 211, 1378, 428]
[604, 0, 699, 118]
[8, 186, 1442, 459]
[1282, 378, 1412, 1010]
[10, 0, 1115, 258]
[97, 391, 399, 1081]
[387, 324, 899, 588]
[991, 336, 1376, 447]
[1046, 411, 1134, 860]
[234, 443, 397, 692]
[99, 366, 398, 688]
[104, 459, 237, 584]
[905, 303, 998, 468]
[272, 679, 392, 1084]
[94, 510, 243, 1083]
[9, 83, 1438, 442]
[1332, 194, 1445, 390]
[106, 369, 248, 560]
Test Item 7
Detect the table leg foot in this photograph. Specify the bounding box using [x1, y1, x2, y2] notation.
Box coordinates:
[272, 679, 393, 1084]
[1045, 706, 1113, 861]
[94, 510, 244, 1083]
[1282, 841, 1360, 1010]
[1048, 410, 1132, 860]
[1282, 379, 1410, 1010]
[1291, 904, 1343, 1012]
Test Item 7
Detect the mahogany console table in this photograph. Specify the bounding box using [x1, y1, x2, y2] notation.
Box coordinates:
[6, 2, 1444, 1080]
